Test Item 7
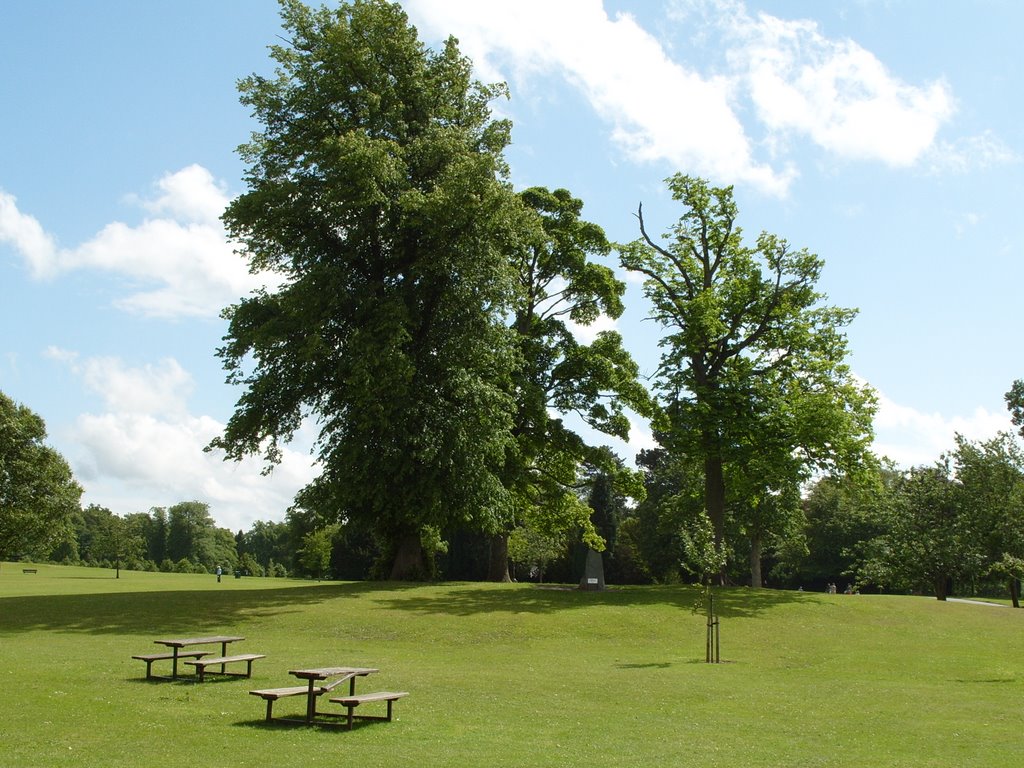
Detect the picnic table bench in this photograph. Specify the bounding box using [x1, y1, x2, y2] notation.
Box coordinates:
[328, 691, 409, 730]
[185, 653, 266, 682]
[22, 568, 37, 574]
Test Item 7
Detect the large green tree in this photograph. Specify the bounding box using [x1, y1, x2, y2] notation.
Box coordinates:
[211, 0, 522, 579]
[0, 392, 82, 561]
[619, 175, 875, 579]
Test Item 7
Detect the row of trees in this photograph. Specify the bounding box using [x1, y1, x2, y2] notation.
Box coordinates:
[622, 428, 1024, 602]
[208, 0, 873, 583]
[5, 377, 1024, 598]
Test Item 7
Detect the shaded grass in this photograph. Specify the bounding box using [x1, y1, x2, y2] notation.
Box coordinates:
[2, 562, 1023, 767]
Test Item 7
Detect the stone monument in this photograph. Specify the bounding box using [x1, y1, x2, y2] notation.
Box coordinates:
[578, 548, 606, 591]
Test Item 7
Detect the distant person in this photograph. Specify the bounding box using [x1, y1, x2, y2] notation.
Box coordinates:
[216, 565, 222, 583]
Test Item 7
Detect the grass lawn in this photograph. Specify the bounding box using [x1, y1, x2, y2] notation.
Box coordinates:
[2, 562, 1022, 767]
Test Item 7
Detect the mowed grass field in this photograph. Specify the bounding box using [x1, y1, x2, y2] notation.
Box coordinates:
[2, 563, 1023, 767]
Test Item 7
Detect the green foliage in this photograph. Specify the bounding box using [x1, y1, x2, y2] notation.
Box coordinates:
[1004, 379, 1024, 437]
[488, 185, 651, 580]
[952, 432, 1024, 584]
[212, 0, 524, 578]
[784, 465, 895, 589]
[0, 391, 82, 559]
[298, 524, 339, 579]
[237, 551, 263, 576]
[618, 175, 875, 575]
[507, 525, 565, 582]
[239, 519, 291, 574]
[869, 462, 983, 599]
[166, 501, 220, 568]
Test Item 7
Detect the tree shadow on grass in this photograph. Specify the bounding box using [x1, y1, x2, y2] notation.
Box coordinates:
[0, 581, 412, 637]
[369, 583, 814, 618]
[0, 579, 815, 637]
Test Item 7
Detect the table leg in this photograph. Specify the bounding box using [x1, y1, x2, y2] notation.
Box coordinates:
[220, 641, 229, 674]
[171, 647, 180, 680]
[306, 680, 317, 723]
[349, 677, 357, 695]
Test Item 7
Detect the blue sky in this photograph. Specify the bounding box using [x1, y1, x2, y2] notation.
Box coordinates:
[2, 0, 1022, 532]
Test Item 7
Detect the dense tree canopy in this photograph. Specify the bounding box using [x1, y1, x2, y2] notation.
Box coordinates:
[211, 0, 523, 578]
[0, 391, 82, 561]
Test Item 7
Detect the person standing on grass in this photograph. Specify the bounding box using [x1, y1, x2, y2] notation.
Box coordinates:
[216, 565, 222, 583]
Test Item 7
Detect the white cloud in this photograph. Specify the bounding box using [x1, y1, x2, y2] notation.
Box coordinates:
[136, 164, 230, 227]
[404, 0, 793, 195]
[50, 352, 318, 531]
[722, 8, 955, 166]
[0, 189, 60, 277]
[0, 165, 271, 319]
[872, 389, 1013, 468]
[924, 130, 1021, 174]
[405, 0, 975, 192]
[46, 348, 193, 416]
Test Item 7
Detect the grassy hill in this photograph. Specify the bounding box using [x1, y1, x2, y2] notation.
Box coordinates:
[2, 562, 1021, 767]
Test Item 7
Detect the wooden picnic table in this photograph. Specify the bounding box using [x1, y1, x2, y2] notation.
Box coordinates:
[154, 635, 245, 680]
[288, 667, 378, 723]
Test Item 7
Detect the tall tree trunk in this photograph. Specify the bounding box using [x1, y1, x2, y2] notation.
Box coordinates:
[934, 575, 948, 601]
[487, 533, 511, 582]
[750, 532, 762, 588]
[1010, 578, 1020, 609]
[389, 532, 425, 580]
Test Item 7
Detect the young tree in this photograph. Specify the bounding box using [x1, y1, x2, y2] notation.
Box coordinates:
[0, 391, 82, 562]
[619, 175, 875, 578]
[210, 0, 522, 579]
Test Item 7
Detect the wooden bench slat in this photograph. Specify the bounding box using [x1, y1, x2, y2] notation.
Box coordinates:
[186, 653, 265, 666]
[249, 686, 319, 700]
[132, 650, 210, 679]
[184, 652, 265, 681]
[133, 651, 210, 662]
[328, 691, 409, 706]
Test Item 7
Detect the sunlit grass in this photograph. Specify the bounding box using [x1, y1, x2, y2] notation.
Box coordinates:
[2, 562, 1022, 767]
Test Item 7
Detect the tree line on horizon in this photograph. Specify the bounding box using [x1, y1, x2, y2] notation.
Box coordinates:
[3, 0, 1024, 602]
[5, 382, 1024, 601]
